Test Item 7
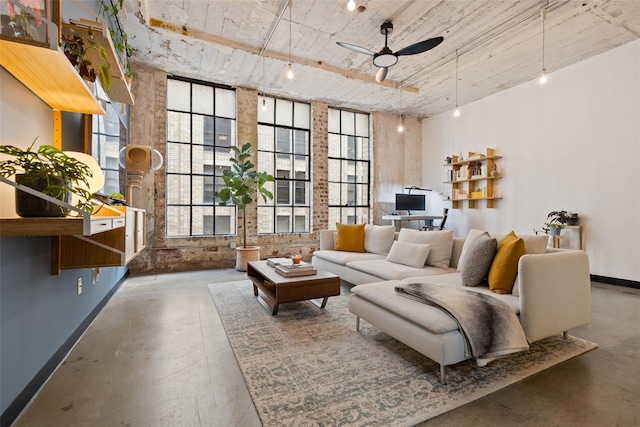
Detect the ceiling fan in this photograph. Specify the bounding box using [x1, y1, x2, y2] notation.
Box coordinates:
[336, 21, 444, 82]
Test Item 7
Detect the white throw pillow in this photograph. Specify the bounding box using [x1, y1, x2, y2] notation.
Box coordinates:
[386, 241, 431, 268]
[364, 224, 396, 255]
[457, 229, 489, 271]
[398, 228, 453, 269]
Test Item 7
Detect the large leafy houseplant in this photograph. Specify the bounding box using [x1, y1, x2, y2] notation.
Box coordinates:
[0, 142, 95, 216]
[214, 143, 274, 249]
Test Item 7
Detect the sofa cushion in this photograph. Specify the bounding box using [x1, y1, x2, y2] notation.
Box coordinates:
[457, 229, 488, 271]
[398, 228, 453, 269]
[460, 234, 497, 287]
[490, 232, 548, 255]
[347, 259, 452, 281]
[350, 281, 459, 333]
[488, 231, 526, 294]
[364, 224, 396, 255]
[313, 250, 385, 266]
[335, 223, 365, 252]
[386, 241, 431, 268]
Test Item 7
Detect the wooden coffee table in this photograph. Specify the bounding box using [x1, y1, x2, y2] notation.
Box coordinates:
[247, 261, 341, 315]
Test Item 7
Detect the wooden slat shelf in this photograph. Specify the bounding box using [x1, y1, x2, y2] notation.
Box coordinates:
[0, 38, 106, 115]
[62, 21, 135, 105]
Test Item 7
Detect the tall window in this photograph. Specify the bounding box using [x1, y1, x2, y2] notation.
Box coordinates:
[165, 77, 236, 237]
[327, 108, 370, 225]
[257, 96, 311, 233]
[91, 100, 123, 195]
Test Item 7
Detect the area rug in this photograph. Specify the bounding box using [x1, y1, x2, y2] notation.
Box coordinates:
[208, 280, 597, 427]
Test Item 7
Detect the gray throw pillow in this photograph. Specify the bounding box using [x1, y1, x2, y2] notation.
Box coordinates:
[460, 234, 497, 287]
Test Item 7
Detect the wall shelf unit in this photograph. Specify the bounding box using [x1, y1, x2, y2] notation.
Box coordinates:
[62, 20, 135, 105]
[0, 177, 144, 274]
[444, 148, 503, 209]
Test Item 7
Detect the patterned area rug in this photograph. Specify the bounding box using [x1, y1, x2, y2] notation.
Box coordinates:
[208, 280, 597, 427]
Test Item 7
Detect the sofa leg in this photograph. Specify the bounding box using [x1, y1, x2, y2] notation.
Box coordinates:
[563, 331, 568, 339]
[356, 316, 360, 331]
[440, 364, 447, 384]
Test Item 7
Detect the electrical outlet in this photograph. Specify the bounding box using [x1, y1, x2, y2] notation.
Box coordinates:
[229, 242, 237, 249]
[77, 278, 82, 295]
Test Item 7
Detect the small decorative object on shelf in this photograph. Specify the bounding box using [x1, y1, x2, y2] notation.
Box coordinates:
[490, 163, 500, 177]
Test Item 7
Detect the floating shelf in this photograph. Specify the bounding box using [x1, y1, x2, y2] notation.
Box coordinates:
[0, 38, 106, 115]
[62, 20, 135, 105]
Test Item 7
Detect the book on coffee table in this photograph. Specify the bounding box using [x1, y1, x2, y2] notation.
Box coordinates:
[266, 257, 292, 268]
[275, 264, 317, 277]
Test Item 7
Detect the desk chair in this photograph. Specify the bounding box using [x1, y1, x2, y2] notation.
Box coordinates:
[422, 208, 449, 231]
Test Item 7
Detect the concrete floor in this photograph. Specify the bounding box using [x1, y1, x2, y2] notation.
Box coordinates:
[12, 270, 640, 427]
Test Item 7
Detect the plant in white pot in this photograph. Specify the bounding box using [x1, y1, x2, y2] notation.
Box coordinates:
[215, 142, 274, 271]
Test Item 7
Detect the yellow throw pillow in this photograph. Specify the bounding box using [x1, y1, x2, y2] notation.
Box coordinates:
[488, 231, 526, 294]
[334, 223, 366, 252]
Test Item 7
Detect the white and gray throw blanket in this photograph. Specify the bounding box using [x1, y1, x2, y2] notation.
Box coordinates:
[395, 283, 529, 364]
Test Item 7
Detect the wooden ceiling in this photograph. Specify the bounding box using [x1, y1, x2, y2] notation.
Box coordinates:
[119, 0, 640, 118]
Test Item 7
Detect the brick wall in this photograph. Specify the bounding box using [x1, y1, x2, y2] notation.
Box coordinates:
[129, 64, 421, 274]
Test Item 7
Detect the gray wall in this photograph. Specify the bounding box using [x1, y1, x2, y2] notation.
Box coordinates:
[0, 70, 129, 416]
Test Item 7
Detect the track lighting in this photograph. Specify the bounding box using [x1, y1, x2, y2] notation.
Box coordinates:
[347, 0, 356, 12]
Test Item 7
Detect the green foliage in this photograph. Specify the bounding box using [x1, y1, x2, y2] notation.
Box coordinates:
[0, 140, 96, 215]
[543, 210, 577, 232]
[62, 27, 112, 90]
[214, 143, 274, 247]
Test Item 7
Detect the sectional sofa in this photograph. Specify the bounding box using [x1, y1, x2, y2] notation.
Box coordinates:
[311, 225, 592, 382]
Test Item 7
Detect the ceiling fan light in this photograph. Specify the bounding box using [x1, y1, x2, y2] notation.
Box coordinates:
[373, 53, 397, 68]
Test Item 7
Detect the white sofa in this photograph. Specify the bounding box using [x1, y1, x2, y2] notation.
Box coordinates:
[311, 226, 592, 382]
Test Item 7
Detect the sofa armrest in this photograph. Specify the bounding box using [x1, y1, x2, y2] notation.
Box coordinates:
[319, 229, 336, 250]
[518, 251, 591, 342]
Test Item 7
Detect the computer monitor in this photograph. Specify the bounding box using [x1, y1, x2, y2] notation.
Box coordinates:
[395, 193, 425, 215]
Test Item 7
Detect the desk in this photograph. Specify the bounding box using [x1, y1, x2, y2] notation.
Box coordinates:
[382, 214, 443, 229]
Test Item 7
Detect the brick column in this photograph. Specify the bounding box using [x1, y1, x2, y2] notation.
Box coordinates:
[236, 87, 258, 246]
[311, 101, 328, 232]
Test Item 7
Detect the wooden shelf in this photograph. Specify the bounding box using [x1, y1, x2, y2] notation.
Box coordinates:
[0, 38, 106, 115]
[444, 148, 503, 209]
[62, 21, 135, 105]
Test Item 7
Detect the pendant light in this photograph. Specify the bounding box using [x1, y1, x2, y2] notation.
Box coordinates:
[261, 55, 267, 111]
[286, 0, 294, 80]
[539, 8, 547, 85]
[347, 0, 356, 12]
[453, 49, 461, 117]
[397, 86, 404, 133]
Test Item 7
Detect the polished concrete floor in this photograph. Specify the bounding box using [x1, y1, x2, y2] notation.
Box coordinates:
[13, 270, 640, 427]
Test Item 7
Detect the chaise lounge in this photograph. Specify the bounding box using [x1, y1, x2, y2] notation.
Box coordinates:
[312, 225, 592, 382]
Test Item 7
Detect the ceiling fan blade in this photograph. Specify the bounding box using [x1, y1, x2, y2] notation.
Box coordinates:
[336, 41, 375, 56]
[375, 67, 388, 83]
[396, 36, 444, 56]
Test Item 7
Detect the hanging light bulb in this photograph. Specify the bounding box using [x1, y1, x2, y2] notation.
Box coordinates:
[539, 8, 548, 85]
[453, 108, 461, 118]
[347, 0, 356, 11]
[262, 97, 267, 111]
[397, 116, 404, 133]
[286, 0, 294, 80]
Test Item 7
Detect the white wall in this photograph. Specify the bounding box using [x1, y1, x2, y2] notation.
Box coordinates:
[422, 39, 640, 282]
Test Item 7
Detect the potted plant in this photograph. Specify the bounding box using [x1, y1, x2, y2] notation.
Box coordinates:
[62, 26, 112, 91]
[543, 210, 570, 236]
[214, 142, 274, 271]
[0, 141, 95, 217]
